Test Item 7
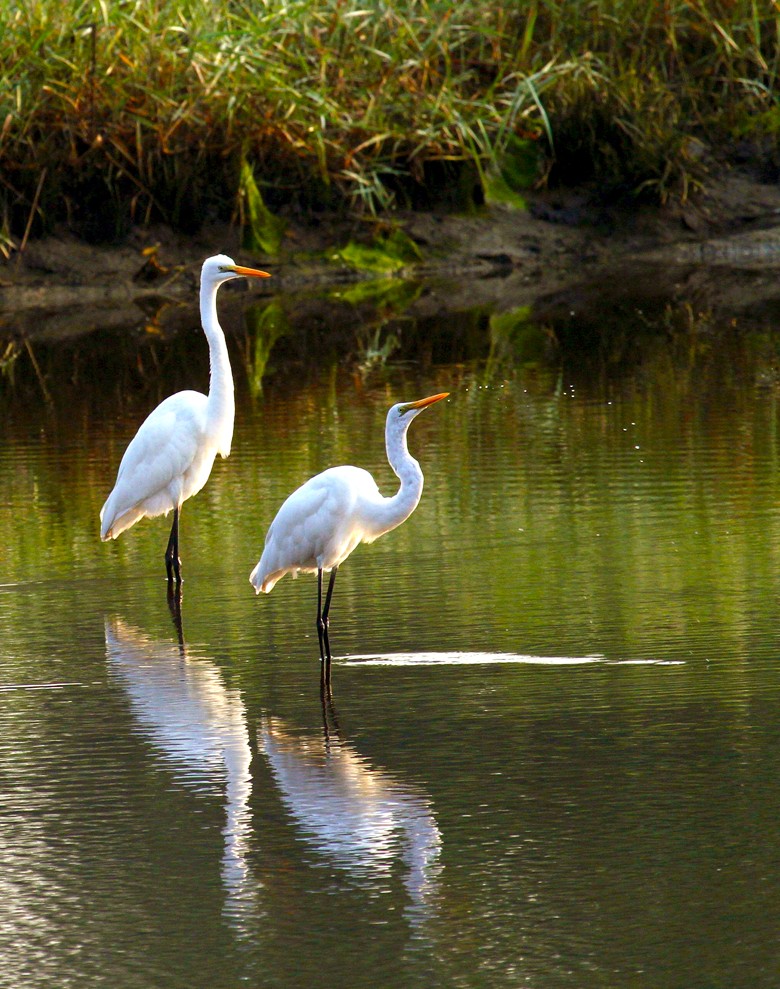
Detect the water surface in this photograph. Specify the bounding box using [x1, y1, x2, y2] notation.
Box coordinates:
[2, 271, 780, 987]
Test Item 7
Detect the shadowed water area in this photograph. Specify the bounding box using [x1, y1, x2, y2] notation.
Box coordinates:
[2, 265, 780, 987]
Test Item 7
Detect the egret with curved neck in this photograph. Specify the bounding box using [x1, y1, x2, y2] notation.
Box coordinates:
[101, 254, 271, 583]
[250, 392, 449, 683]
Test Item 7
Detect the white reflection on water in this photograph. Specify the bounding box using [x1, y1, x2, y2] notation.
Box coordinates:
[0, 681, 85, 691]
[258, 714, 441, 926]
[104, 617, 258, 933]
[344, 652, 685, 666]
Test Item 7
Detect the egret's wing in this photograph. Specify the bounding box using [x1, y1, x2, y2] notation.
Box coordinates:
[101, 392, 206, 535]
[252, 467, 374, 590]
[262, 475, 336, 566]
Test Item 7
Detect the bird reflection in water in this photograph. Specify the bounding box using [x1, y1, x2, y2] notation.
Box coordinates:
[166, 581, 185, 645]
[104, 612, 258, 934]
[258, 703, 442, 926]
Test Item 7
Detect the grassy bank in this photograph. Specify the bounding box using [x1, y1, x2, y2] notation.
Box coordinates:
[1, 1, 777, 248]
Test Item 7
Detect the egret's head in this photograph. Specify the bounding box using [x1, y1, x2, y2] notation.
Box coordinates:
[202, 253, 271, 287]
[388, 392, 449, 433]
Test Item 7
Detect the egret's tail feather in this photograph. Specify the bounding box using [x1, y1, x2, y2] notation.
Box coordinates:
[249, 560, 281, 594]
[100, 503, 145, 541]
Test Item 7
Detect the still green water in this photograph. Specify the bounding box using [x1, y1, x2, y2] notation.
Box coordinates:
[2, 276, 780, 987]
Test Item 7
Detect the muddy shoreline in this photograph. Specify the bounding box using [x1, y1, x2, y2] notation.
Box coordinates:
[3, 171, 780, 342]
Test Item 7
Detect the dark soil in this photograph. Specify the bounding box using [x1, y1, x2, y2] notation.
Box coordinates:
[3, 169, 780, 341]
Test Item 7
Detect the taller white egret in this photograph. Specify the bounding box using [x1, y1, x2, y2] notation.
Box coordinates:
[101, 254, 271, 583]
[250, 392, 449, 681]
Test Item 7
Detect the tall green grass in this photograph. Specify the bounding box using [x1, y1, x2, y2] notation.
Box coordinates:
[1, 0, 777, 245]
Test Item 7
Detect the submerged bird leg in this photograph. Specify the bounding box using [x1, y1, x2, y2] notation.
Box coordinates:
[320, 676, 340, 739]
[320, 656, 332, 697]
[166, 580, 185, 650]
[165, 507, 182, 584]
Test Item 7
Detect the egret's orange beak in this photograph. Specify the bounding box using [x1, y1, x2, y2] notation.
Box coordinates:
[229, 265, 272, 278]
[405, 392, 450, 411]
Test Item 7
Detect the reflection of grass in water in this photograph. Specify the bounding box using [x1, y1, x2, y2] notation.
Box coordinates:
[328, 276, 422, 373]
[242, 301, 289, 399]
[487, 306, 557, 376]
[2, 282, 779, 415]
[357, 327, 400, 375]
[0, 340, 22, 379]
[0, 339, 52, 405]
[332, 277, 421, 310]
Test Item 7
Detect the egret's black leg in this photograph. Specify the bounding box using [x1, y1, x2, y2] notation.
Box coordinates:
[316, 566, 338, 685]
[316, 568, 326, 662]
[321, 566, 338, 684]
[322, 566, 338, 680]
[322, 566, 338, 621]
[165, 507, 181, 584]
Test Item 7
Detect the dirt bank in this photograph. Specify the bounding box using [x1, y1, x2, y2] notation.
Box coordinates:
[2, 169, 780, 341]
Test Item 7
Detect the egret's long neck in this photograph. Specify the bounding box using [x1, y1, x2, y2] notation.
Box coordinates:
[202, 280, 235, 454]
[368, 419, 424, 538]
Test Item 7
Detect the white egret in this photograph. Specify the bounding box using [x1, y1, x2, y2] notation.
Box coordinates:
[249, 392, 449, 680]
[101, 254, 271, 583]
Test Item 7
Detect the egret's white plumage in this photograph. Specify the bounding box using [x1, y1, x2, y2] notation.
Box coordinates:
[100, 254, 270, 581]
[252, 465, 386, 593]
[250, 392, 449, 678]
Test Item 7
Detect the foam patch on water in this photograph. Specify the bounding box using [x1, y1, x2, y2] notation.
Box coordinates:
[343, 651, 601, 667]
[342, 652, 684, 667]
[610, 659, 685, 666]
[0, 681, 85, 692]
